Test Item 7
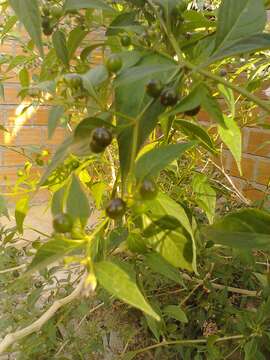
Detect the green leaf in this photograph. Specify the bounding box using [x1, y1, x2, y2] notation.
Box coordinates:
[9, 0, 43, 56]
[19, 67, 30, 88]
[218, 84, 235, 118]
[48, 105, 65, 139]
[51, 186, 66, 216]
[169, 85, 202, 116]
[106, 11, 137, 36]
[15, 196, 29, 234]
[82, 65, 109, 98]
[95, 260, 160, 320]
[66, 175, 91, 226]
[0, 195, 9, 219]
[192, 173, 216, 224]
[148, 193, 197, 272]
[116, 53, 177, 180]
[28, 237, 84, 273]
[52, 30, 69, 66]
[1, 15, 17, 39]
[170, 84, 225, 126]
[163, 305, 188, 323]
[0, 83, 4, 101]
[152, 0, 179, 16]
[210, 33, 270, 63]
[114, 63, 177, 88]
[218, 116, 242, 175]
[214, 0, 266, 53]
[145, 253, 183, 285]
[67, 26, 88, 59]
[39, 137, 73, 186]
[174, 119, 217, 155]
[204, 208, 270, 250]
[135, 142, 195, 181]
[63, 0, 115, 13]
[201, 89, 225, 126]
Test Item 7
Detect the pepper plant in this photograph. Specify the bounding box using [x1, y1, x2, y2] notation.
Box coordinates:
[1, 0, 270, 358]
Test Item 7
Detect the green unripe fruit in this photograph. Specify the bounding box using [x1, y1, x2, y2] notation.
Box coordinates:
[139, 179, 158, 200]
[106, 54, 123, 73]
[146, 79, 163, 98]
[121, 35, 131, 47]
[53, 213, 73, 233]
[160, 88, 179, 107]
[106, 198, 126, 219]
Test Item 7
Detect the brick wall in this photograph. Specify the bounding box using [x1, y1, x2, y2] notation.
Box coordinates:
[1, 25, 270, 202]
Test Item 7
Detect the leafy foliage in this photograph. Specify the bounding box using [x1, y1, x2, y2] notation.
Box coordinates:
[1, 0, 270, 358]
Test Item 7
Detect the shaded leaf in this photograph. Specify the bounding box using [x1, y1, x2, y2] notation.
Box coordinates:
[218, 116, 242, 175]
[28, 237, 84, 273]
[95, 260, 160, 320]
[67, 26, 88, 59]
[48, 105, 65, 139]
[135, 142, 195, 181]
[163, 305, 188, 323]
[145, 253, 183, 285]
[214, 0, 266, 53]
[66, 175, 91, 226]
[15, 196, 29, 234]
[192, 173, 216, 224]
[52, 30, 69, 66]
[9, 0, 43, 56]
[204, 208, 270, 250]
[174, 119, 217, 154]
[64, 0, 115, 13]
[39, 136, 73, 186]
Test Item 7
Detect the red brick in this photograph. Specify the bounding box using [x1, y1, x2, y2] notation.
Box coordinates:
[16, 126, 42, 146]
[3, 150, 29, 166]
[228, 155, 255, 180]
[256, 159, 270, 185]
[246, 129, 270, 157]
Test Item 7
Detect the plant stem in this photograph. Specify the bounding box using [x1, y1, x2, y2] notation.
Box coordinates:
[185, 61, 270, 114]
[132, 334, 245, 357]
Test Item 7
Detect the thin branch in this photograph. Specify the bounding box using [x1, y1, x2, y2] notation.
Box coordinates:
[0, 264, 26, 274]
[0, 274, 86, 354]
[131, 334, 245, 358]
[182, 273, 258, 297]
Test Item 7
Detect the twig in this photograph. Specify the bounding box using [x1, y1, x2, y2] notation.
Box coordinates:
[130, 334, 245, 358]
[0, 274, 86, 354]
[0, 264, 26, 274]
[180, 264, 214, 306]
[182, 273, 258, 297]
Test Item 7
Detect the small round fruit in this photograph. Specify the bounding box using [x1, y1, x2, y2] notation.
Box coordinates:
[121, 35, 131, 47]
[106, 54, 123, 73]
[91, 127, 113, 148]
[184, 105, 201, 117]
[53, 213, 73, 233]
[106, 198, 126, 219]
[146, 79, 163, 98]
[70, 160, 80, 170]
[140, 179, 158, 200]
[89, 140, 106, 154]
[219, 68, 227, 77]
[160, 88, 178, 107]
[43, 24, 53, 36]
